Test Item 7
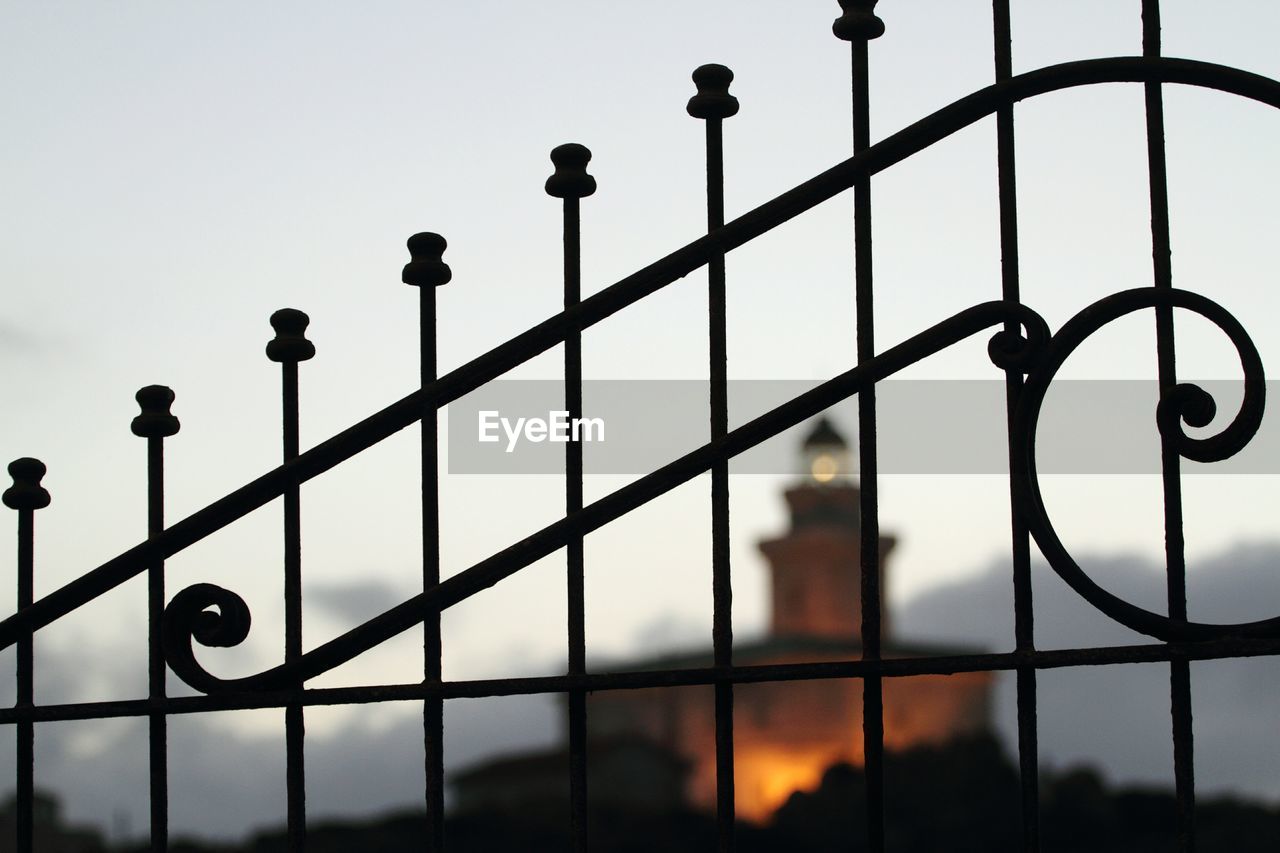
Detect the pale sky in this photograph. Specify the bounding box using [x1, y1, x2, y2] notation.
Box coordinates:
[2, 0, 1279, 842]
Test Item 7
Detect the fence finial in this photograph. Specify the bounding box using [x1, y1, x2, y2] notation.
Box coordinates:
[687, 64, 739, 120]
[402, 233, 452, 288]
[833, 0, 885, 41]
[545, 144, 596, 199]
[132, 385, 181, 438]
[3, 459, 50, 511]
[267, 309, 317, 363]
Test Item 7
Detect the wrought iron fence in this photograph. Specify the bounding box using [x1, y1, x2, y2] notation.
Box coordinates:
[4, 1, 1279, 851]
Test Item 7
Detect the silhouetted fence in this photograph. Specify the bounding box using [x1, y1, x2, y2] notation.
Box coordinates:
[4, 2, 1279, 851]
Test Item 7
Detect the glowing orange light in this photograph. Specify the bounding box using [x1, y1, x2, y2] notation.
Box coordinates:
[734, 747, 848, 821]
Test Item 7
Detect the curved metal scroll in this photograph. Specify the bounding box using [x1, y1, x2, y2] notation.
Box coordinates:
[162, 283, 1277, 694]
[1013, 287, 1270, 642]
[162, 301, 1051, 694]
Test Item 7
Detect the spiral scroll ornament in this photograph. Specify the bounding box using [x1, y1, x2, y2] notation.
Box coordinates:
[161, 583, 255, 694]
[986, 309, 1052, 375]
[1012, 287, 1271, 642]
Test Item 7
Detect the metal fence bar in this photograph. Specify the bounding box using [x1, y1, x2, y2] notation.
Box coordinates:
[991, 2, 1041, 850]
[16, 511, 32, 853]
[1141, 2, 1198, 849]
[3, 59, 1276, 658]
[132, 387, 180, 853]
[147, 425, 169, 852]
[4, 459, 48, 853]
[403, 233, 450, 852]
[267, 310, 316, 852]
[4, 636, 1279, 726]
[546, 142, 596, 853]
[835, 2, 887, 849]
[688, 61, 740, 853]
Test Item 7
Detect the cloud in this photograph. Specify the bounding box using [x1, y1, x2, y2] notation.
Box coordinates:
[33, 693, 559, 844]
[0, 634, 559, 844]
[628, 612, 710, 657]
[896, 541, 1280, 803]
[0, 321, 47, 356]
[306, 578, 411, 626]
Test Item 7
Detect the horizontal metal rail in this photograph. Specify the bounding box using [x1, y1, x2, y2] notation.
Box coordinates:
[3, 635, 1277, 725]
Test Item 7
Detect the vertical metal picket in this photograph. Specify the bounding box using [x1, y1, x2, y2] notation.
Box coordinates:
[403, 233, 451, 852]
[1140, 1, 1199, 849]
[834, 1, 887, 849]
[688, 62, 739, 853]
[546, 142, 596, 852]
[990, 2, 1042, 849]
[267, 309, 317, 852]
[132, 387, 181, 853]
[4, 458, 49, 853]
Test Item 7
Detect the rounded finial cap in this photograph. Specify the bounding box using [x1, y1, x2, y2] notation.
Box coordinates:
[266, 308, 316, 363]
[3, 458, 51, 511]
[687, 64, 739, 120]
[545, 143, 597, 199]
[402, 232, 452, 288]
[833, 0, 886, 41]
[132, 385, 181, 438]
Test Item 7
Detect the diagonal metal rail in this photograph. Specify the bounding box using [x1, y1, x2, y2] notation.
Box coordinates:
[159, 298, 1047, 693]
[3, 56, 1280, 655]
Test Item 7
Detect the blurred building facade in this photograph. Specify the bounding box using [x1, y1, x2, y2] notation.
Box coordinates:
[455, 419, 993, 822]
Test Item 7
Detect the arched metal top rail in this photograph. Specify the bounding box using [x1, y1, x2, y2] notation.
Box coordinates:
[3, 56, 1278, 656]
